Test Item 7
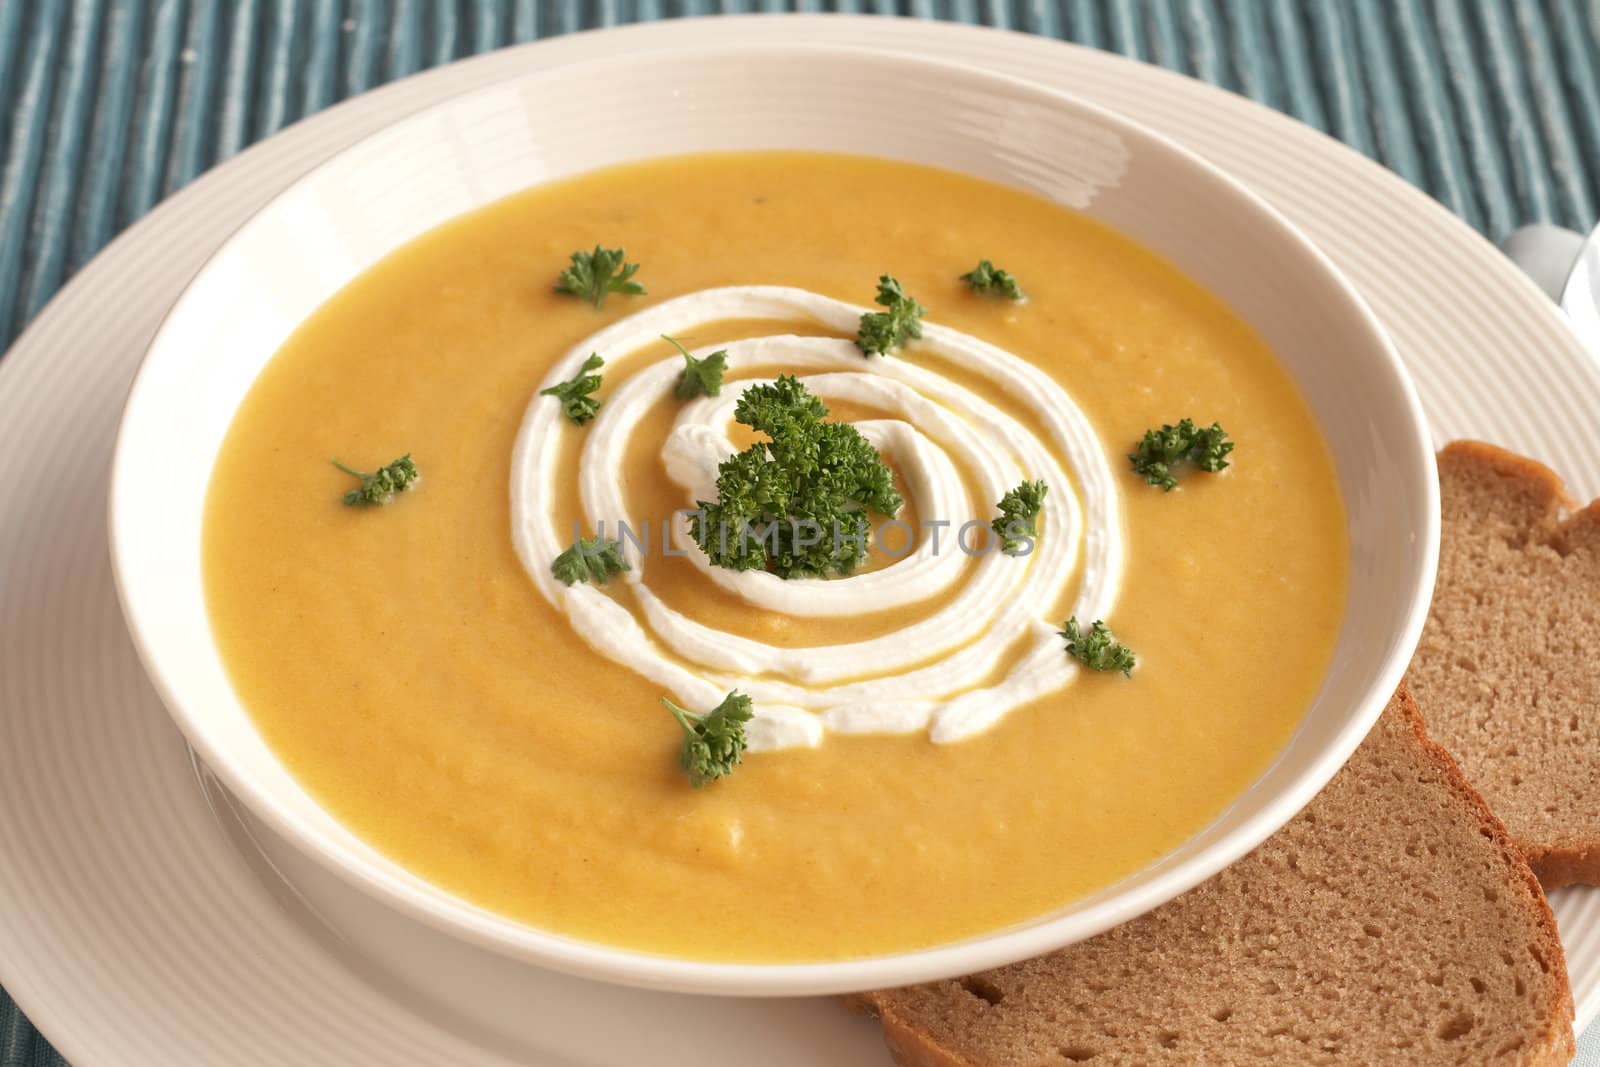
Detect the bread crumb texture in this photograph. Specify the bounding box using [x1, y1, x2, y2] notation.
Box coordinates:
[1411, 441, 1600, 888]
[852, 688, 1574, 1066]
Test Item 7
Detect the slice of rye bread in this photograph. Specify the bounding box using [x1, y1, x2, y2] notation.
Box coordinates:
[1409, 440, 1600, 889]
[848, 687, 1575, 1066]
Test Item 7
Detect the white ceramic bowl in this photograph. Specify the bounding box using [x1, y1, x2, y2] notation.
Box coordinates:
[109, 45, 1438, 997]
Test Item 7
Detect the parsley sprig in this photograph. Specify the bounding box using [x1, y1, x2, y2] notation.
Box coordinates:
[690, 376, 902, 578]
[553, 246, 645, 308]
[1128, 419, 1234, 491]
[663, 691, 753, 788]
[856, 275, 926, 357]
[551, 536, 629, 586]
[961, 259, 1024, 300]
[663, 334, 727, 400]
[992, 479, 1048, 555]
[540, 354, 605, 424]
[331, 454, 419, 507]
[1060, 617, 1136, 677]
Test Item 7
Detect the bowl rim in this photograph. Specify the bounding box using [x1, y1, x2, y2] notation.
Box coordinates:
[107, 41, 1440, 997]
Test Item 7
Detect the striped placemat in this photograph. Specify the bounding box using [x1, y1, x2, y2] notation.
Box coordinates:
[2, 3, 1596, 1063]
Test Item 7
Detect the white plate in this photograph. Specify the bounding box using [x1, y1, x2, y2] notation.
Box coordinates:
[0, 16, 1595, 1065]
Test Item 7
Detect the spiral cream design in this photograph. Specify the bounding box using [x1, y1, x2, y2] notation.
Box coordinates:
[511, 287, 1124, 750]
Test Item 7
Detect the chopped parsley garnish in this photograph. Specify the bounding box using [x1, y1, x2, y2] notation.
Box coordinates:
[1060, 617, 1136, 677]
[663, 691, 753, 788]
[540, 353, 605, 425]
[550, 536, 629, 586]
[331, 454, 418, 507]
[1128, 418, 1234, 491]
[960, 259, 1024, 300]
[689, 376, 902, 578]
[991, 479, 1048, 555]
[553, 245, 645, 308]
[663, 334, 727, 400]
[856, 274, 926, 357]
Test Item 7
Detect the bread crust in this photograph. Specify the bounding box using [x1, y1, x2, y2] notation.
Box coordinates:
[849, 685, 1576, 1067]
[1533, 847, 1600, 893]
[1438, 440, 1581, 517]
[1431, 440, 1600, 889]
[846, 993, 981, 1067]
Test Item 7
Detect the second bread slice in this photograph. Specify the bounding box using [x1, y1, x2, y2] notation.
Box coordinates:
[1410, 440, 1600, 888]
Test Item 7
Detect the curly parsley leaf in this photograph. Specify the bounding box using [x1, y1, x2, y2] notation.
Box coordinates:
[553, 245, 645, 308]
[550, 535, 629, 586]
[688, 376, 902, 579]
[331, 454, 419, 507]
[991, 479, 1049, 556]
[663, 334, 727, 400]
[1187, 423, 1234, 472]
[1128, 418, 1234, 491]
[663, 691, 753, 788]
[1060, 617, 1136, 677]
[856, 274, 926, 357]
[540, 353, 605, 425]
[960, 259, 1024, 300]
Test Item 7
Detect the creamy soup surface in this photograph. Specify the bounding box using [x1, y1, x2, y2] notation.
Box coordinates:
[204, 152, 1348, 962]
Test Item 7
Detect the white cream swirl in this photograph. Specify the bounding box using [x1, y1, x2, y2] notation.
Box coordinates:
[511, 287, 1124, 751]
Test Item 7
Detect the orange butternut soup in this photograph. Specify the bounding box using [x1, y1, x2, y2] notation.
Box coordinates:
[203, 152, 1347, 962]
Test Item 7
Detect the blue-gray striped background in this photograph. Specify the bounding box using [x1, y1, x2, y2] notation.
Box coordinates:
[2, 2, 1598, 1064]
